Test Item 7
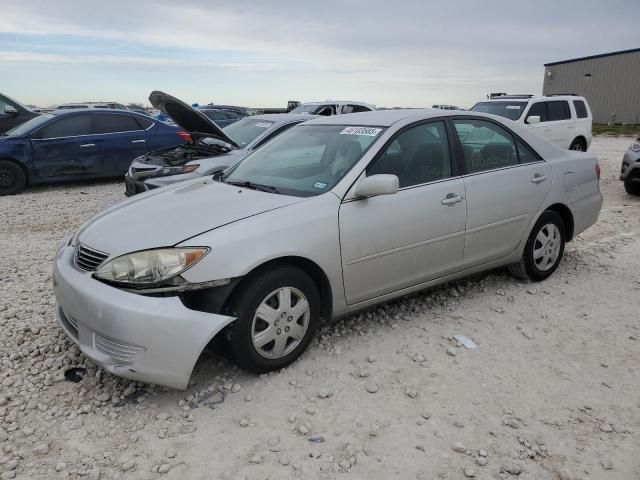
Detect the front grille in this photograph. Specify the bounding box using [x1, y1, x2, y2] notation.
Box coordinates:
[94, 333, 145, 362]
[74, 244, 109, 272]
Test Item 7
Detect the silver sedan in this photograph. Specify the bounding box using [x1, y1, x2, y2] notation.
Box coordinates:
[53, 109, 603, 389]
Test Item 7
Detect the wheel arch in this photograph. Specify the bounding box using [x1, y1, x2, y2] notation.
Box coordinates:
[545, 203, 575, 241]
[571, 135, 587, 149]
[0, 157, 30, 185]
[232, 256, 334, 322]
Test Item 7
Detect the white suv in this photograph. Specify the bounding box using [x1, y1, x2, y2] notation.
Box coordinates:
[471, 95, 592, 151]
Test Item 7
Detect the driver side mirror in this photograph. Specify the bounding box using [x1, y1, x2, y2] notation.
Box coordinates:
[526, 115, 540, 124]
[4, 105, 18, 115]
[354, 174, 399, 198]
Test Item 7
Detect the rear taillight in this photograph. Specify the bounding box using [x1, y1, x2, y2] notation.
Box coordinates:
[595, 162, 601, 181]
[176, 131, 192, 142]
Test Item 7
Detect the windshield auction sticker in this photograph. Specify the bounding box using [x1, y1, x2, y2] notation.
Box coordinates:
[340, 126, 382, 136]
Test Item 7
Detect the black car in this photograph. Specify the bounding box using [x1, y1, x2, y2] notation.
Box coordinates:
[0, 93, 40, 133]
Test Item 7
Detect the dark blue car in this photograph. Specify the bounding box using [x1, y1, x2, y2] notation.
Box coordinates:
[0, 109, 185, 195]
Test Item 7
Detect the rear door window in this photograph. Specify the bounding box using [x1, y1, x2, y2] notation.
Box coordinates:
[92, 113, 145, 134]
[573, 100, 588, 119]
[32, 114, 92, 139]
[453, 119, 519, 174]
[547, 101, 571, 121]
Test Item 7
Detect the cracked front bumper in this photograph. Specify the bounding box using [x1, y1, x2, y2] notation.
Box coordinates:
[53, 245, 235, 389]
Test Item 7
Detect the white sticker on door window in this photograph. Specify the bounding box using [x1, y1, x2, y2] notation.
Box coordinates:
[505, 105, 521, 110]
[339, 126, 382, 136]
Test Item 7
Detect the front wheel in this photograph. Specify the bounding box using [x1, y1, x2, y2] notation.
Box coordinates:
[226, 266, 320, 373]
[509, 211, 566, 282]
[624, 174, 640, 195]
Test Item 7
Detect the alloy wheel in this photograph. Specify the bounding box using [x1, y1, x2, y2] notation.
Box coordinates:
[533, 223, 561, 271]
[251, 287, 310, 359]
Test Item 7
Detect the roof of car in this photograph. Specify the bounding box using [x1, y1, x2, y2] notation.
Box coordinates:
[483, 95, 585, 102]
[303, 108, 455, 127]
[248, 113, 319, 123]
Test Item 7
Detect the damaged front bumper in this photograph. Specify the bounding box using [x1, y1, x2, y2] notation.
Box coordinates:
[53, 245, 235, 389]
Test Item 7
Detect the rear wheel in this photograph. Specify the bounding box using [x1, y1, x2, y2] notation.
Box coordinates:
[226, 266, 320, 373]
[508, 211, 566, 282]
[624, 174, 640, 196]
[0, 160, 26, 196]
[569, 138, 587, 152]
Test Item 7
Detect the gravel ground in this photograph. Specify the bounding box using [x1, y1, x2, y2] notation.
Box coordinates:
[0, 136, 639, 480]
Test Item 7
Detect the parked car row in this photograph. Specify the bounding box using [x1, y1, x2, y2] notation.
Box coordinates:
[125, 92, 316, 195]
[53, 108, 604, 388]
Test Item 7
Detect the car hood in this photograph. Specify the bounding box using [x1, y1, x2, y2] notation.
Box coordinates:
[192, 149, 250, 174]
[148, 91, 239, 148]
[77, 179, 304, 257]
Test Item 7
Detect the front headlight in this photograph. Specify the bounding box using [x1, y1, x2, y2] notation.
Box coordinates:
[158, 164, 200, 177]
[94, 247, 209, 286]
[630, 143, 640, 153]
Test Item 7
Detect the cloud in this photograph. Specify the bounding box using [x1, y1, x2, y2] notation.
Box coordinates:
[1, 0, 638, 106]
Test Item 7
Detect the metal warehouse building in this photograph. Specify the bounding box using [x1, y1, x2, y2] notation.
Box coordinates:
[542, 48, 640, 124]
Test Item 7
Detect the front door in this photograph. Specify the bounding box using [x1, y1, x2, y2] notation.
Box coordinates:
[30, 113, 99, 178]
[339, 120, 467, 304]
[451, 118, 552, 266]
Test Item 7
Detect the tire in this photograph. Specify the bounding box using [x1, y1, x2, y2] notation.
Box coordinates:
[569, 138, 587, 152]
[508, 211, 566, 282]
[0, 160, 26, 196]
[624, 175, 640, 196]
[226, 266, 321, 373]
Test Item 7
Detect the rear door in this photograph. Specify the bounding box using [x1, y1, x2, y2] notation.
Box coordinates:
[90, 112, 153, 175]
[451, 118, 551, 266]
[30, 113, 98, 178]
[545, 100, 572, 148]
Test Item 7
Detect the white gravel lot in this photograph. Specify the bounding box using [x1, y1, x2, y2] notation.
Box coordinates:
[0, 136, 639, 480]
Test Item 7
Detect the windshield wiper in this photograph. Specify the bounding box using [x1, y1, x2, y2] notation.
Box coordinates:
[225, 180, 280, 194]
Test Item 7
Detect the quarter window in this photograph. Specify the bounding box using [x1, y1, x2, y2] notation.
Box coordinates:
[453, 119, 518, 174]
[516, 139, 539, 164]
[573, 100, 588, 119]
[32, 115, 92, 139]
[92, 114, 144, 134]
[547, 101, 571, 121]
[368, 121, 451, 188]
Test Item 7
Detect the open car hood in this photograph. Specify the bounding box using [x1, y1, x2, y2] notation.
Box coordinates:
[149, 90, 239, 148]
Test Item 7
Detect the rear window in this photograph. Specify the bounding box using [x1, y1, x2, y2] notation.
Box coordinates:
[223, 117, 276, 147]
[92, 113, 144, 134]
[573, 100, 588, 119]
[547, 101, 571, 121]
[470, 102, 527, 120]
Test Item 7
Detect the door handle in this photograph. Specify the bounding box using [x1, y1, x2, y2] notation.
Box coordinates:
[131, 139, 146, 144]
[79, 143, 95, 148]
[531, 174, 547, 184]
[441, 193, 464, 206]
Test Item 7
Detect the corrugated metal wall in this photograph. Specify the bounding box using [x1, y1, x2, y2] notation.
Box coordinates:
[542, 51, 640, 124]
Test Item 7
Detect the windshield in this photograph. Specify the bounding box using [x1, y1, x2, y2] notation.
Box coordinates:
[224, 124, 384, 197]
[290, 104, 322, 114]
[223, 117, 276, 147]
[5, 114, 53, 136]
[470, 101, 527, 120]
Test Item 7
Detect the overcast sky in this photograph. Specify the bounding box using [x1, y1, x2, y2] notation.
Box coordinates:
[1, 0, 638, 108]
